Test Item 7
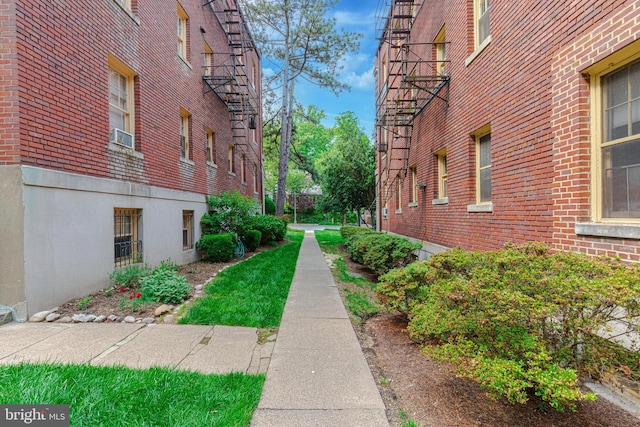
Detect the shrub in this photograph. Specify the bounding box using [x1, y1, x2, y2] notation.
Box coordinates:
[378, 242, 640, 411]
[246, 215, 287, 245]
[201, 191, 259, 236]
[264, 196, 276, 215]
[109, 264, 152, 288]
[340, 225, 374, 240]
[140, 267, 190, 304]
[347, 232, 421, 275]
[242, 229, 262, 252]
[196, 233, 236, 262]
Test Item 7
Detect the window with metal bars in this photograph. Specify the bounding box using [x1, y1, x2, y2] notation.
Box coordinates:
[114, 208, 142, 267]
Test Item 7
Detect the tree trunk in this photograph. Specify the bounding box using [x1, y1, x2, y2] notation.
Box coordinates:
[275, 0, 291, 216]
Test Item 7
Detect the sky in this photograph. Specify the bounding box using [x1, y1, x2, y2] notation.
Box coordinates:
[262, 0, 385, 139]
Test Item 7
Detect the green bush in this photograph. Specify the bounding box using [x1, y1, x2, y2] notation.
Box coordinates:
[246, 215, 287, 245]
[346, 232, 420, 275]
[340, 225, 374, 240]
[201, 191, 259, 236]
[109, 264, 152, 288]
[140, 267, 190, 304]
[265, 196, 276, 215]
[377, 242, 640, 411]
[242, 229, 262, 252]
[196, 233, 236, 262]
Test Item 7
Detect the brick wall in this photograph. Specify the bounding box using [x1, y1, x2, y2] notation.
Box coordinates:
[5, 0, 261, 200]
[377, 0, 640, 261]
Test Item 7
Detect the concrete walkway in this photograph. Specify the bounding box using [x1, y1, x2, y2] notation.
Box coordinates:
[251, 231, 389, 426]
[0, 322, 272, 375]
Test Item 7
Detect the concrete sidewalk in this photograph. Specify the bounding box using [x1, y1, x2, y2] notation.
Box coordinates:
[0, 322, 272, 375]
[251, 231, 389, 426]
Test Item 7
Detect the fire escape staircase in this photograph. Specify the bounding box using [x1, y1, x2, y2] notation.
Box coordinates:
[375, 0, 450, 202]
[202, 0, 258, 147]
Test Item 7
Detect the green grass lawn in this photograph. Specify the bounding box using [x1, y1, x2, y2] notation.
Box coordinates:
[0, 363, 264, 427]
[179, 229, 304, 328]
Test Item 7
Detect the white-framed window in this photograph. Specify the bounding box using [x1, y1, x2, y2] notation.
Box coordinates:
[252, 162, 258, 193]
[108, 56, 137, 150]
[475, 127, 492, 204]
[228, 144, 235, 174]
[396, 173, 403, 213]
[437, 148, 448, 199]
[114, 208, 142, 267]
[595, 57, 640, 220]
[409, 166, 418, 205]
[434, 25, 447, 75]
[180, 109, 191, 160]
[241, 154, 246, 183]
[177, 3, 189, 60]
[206, 128, 215, 164]
[183, 210, 194, 250]
[475, 0, 490, 48]
[204, 42, 212, 76]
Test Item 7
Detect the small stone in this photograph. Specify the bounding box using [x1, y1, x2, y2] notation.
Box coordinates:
[107, 314, 118, 322]
[72, 314, 87, 323]
[45, 313, 60, 322]
[154, 304, 171, 316]
[124, 316, 136, 323]
[116, 316, 125, 322]
[57, 316, 72, 323]
[195, 284, 204, 291]
[94, 315, 106, 323]
[85, 315, 97, 322]
[29, 310, 52, 322]
[142, 317, 154, 324]
[163, 315, 175, 323]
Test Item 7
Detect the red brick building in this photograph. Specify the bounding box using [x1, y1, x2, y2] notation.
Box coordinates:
[0, 0, 263, 320]
[375, 0, 640, 262]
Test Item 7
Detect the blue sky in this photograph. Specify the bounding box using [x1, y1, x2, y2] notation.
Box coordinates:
[295, 0, 382, 138]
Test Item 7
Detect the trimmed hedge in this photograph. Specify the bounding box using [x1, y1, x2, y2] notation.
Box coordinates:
[346, 231, 421, 275]
[246, 215, 287, 245]
[196, 233, 236, 262]
[242, 229, 262, 252]
[340, 225, 374, 240]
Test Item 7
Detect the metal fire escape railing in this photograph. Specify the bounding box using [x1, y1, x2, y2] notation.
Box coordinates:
[203, 0, 259, 147]
[375, 0, 450, 204]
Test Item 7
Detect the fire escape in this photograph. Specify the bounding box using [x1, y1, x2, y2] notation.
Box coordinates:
[203, 0, 258, 147]
[375, 0, 450, 205]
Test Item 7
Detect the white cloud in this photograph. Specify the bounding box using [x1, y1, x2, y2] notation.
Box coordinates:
[341, 66, 375, 90]
[333, 10, 375, 28]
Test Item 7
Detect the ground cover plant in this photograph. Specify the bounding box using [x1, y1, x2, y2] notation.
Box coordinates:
[0, 363, 264, 427]
[377, 242, 640, 412]
[316, 229, 382, 322]
[179, 229, 304, 328]
[346, 229, 421, 276]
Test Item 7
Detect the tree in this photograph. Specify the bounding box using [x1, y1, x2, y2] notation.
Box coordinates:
[241, 0, 361, 215]
[317, 112, 375, 223]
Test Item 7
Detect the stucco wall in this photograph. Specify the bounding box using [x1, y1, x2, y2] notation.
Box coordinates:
[20, 166, 207, 317]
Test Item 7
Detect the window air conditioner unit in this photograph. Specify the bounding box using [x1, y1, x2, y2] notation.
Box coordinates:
[110, 128, 134, 149]
[382, 207, 388, 216]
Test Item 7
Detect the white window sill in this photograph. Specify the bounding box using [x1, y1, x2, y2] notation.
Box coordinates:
[408, 202, 418, 208]
[467, 202, 493, 213]
[465, 35, 492, 67]
[228, 171, 236, 177]
[180, 157, 194, 166]
[183, 248, 195, 253]
[206, 161, 217, 169]
[575, 223, 640, 240]
[432, 197, 448, 205]
[108, 142, 144, 159]
[395, 209, 402, 214]
[114, 0, 140, 25]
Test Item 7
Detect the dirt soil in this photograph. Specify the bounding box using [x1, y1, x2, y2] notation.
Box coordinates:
[340, 257, 640, 427]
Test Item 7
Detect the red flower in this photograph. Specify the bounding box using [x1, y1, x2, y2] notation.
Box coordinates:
[120, 287, 126, 293]
[136, 293, 142, 299]
[128, 294, 134, 300]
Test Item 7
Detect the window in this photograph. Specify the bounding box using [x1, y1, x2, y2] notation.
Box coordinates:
[437, 148, 448, 199]
[228, 144, 235, 173]
[180, 109, 190, 160]
[204, 42, 212, 76]
[600, 59, 640, 219]
[434, 26, 447, 75]
[382, 54, 388, 86]
[475, 0, 490, 48]
[396, 174, 403, 213]
[252, 162, 258, 193]
[183, 210, 194, 250]
[476, 129, 492, 203]
[177, 3, 189, 60]
[241, 154, 246, 183]
[108, 57, 136, 148]
[114, 208, 142, 267]
[409, 166, 418, 205]
[251, 59, 257, 88]
[206, 128, 216, 164]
